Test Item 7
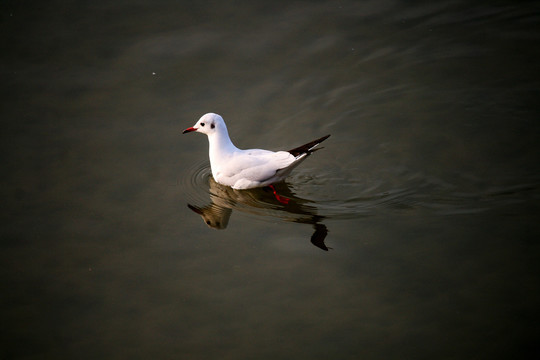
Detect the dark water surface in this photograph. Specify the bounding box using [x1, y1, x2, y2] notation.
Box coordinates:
[2, 1, 540, 359]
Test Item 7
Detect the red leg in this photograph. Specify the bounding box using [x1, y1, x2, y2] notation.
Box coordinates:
[268, 185, 290, 204]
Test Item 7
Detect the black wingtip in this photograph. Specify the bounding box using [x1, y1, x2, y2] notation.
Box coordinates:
[319, 134, 331, 142]
[288, 134, 331, 157]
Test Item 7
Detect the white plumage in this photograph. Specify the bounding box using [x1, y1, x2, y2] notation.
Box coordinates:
[183, 113, 330, 190]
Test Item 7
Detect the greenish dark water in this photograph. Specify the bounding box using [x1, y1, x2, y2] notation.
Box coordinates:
[2, 1, 540, 359]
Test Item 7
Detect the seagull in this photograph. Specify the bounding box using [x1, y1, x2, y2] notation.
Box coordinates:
[183, 113, 330, 195]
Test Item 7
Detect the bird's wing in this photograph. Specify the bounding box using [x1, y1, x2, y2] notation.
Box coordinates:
[227, 149, 295, 182]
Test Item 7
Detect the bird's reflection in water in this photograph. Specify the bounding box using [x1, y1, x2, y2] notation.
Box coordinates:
[188, 177, 330, 251]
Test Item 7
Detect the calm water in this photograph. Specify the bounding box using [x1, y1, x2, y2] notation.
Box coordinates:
[2, 1, 540, 359]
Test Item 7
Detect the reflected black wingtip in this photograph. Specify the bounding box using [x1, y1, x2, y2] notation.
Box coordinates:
[310, 224, 330, 251]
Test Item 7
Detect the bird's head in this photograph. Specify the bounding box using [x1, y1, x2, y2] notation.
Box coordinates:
[183, 113, 225, 136]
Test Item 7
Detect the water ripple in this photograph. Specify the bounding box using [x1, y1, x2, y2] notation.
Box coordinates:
[180, 159, 213, 206]
[182, 159, 540, 223]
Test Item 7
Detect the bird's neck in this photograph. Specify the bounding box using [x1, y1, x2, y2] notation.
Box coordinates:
[208, 131, 238, 162]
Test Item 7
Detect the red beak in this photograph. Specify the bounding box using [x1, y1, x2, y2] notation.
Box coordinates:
[183, 127, 197, 134]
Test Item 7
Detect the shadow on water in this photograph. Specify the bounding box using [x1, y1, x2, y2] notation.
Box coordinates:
[187, 176, 330, 251]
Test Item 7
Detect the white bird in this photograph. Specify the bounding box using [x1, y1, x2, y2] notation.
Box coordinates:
[183, 113, 330, 192]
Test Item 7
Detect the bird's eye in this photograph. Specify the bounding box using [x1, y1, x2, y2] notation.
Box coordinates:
[211, 123, 215, 129]
[200, 122, 205, 127]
